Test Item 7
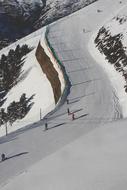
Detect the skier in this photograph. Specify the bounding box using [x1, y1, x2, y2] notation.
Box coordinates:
[83, 28, 85, 33]
[1, 153, 6, 161]
[67, 108, 70, 115]
[72, 113, 75, 121]
[44, 118, 48, 131]
[45, 122, 48, 131]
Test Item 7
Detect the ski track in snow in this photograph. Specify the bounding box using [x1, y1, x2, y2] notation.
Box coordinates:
[0, 0, 127, 189]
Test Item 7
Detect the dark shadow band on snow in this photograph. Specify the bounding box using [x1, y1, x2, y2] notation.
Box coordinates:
[72, 109, 83, 114]
[75, 114, 89, 120]
[47, 109, 83, 120]
[68, 100, 79, 105]
[6, 152, 29, 160]
[48, 112, 68, 120]
[67, 67, 93, 74]
[69, 92, 95, 102]
[0, 152, 28, 162]
[72, 78, 101, 86]
[44, 122, 66, 131]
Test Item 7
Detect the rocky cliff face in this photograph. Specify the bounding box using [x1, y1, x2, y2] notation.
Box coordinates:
[0, 0, 97, 49]
[35, 0, 97, 28]
[0, 0, 43, 19]
[0, 0, 43, 48]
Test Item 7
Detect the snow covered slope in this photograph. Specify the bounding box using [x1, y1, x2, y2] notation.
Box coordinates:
[35, 0, 97, 28]
[0, 28, 65, 137]
[91, 3, 127, 117]
[0, 0, 127, 189]
[1, 119, 127, 190]
[0, 0, 97, 49]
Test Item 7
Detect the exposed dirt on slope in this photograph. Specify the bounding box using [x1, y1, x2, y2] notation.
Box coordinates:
[35, 41, 61, 104]
[95, 26, 127, 92]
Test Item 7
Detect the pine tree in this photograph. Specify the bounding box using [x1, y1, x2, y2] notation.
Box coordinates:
[0, 44, 33, 106]
[7, 101, 17, 125]
[0, 108, 8, 126]
[7, 94, 34, 125]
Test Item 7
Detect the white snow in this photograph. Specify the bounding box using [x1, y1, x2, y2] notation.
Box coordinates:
[99, 5, 127, 53]
[89, 3, 127, 117]
[0, 27, 65, 137]
[89, 35, 127, 117]
[1, 0, 127, 189]
[1, 119, 127, 190]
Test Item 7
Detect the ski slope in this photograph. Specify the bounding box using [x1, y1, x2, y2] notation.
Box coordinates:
[89, 3, 127, 118]
[0, 27, 65, 137]
[1, 119, 127, 190]
[0, 0, 127, 189]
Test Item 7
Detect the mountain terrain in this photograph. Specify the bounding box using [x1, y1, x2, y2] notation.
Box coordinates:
[0, 0, 97, 49]
[1, 0, 127, 190]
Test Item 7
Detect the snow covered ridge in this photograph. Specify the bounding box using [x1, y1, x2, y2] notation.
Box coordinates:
[91, 5, 127, 117]
[0, 28, 65, 137]
[0, 0, 43, 49]
[0, 0, 43, 18]
[35, 0, 98, 28]
[0, 0, 98, 50]
[0, 0, 43, 27]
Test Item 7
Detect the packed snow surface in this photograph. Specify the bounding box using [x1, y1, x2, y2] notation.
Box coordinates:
[0, 27, 65, 137]
[89, 3, 127, 117]
[1, 119, 127, 190]
[1, 0, 127, 189]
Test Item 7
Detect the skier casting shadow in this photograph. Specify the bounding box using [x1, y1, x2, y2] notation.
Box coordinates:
[1, 153, 6, 161]
[1, 152, 28, 162]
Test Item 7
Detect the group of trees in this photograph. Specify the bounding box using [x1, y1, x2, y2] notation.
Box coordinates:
[95, 26, 127, 92]
[0, 44, 33, 106]
[0, 38, 10, 50]
[0, 44, 34, 128]
[0, 93, 34, 126]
